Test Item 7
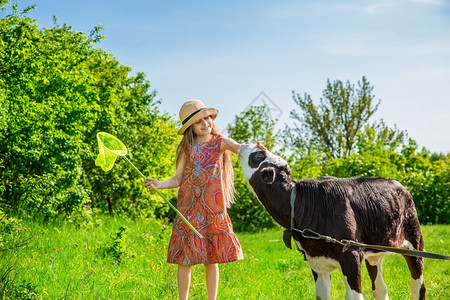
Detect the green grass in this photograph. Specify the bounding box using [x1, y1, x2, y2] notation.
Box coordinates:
[2, 216, 449, 299]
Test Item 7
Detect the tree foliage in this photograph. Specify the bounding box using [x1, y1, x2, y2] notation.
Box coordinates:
[226, 105, 277, 150]
[0, 3, 178, 221]
[290, 76, 380, 159]
[0, 2, 447, 227]
[226, 106, 277, 231]
[285, 77, 448, 224]
[322, 129, 449, 224]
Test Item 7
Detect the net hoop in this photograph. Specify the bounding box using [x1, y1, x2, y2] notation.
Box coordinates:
[94, 131, 203, 238]
[96, 132, 128, 156]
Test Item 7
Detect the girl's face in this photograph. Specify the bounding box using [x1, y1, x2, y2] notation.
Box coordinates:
[192, 115, 213, 137]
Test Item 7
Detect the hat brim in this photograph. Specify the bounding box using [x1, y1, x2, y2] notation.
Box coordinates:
[177, 108, 219, 135]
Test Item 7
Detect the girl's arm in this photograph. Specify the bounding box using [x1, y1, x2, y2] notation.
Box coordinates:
[221, 136, 241, 154]
[144, 153, 187, 191]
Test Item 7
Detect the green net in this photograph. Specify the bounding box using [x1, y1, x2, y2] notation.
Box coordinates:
[94, 131, 203, 239]
[95, 132, 128, 172]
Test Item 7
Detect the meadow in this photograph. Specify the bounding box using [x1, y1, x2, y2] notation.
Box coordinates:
[2, 216, 449, 299]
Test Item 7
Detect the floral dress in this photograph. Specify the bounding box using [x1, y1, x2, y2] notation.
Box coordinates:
[167, 135, 243, 265]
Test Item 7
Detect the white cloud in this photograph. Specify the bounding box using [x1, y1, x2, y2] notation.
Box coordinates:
[363, 0, 450, 15]
[364, 1, 398, 15]
[410, 0, 450, 5]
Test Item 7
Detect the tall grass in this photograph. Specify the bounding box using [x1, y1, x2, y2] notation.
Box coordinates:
[1, 216, 449, 299]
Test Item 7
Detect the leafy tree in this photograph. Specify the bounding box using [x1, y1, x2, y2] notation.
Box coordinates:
[278, 125, 324, 180]
[285, 146, 325, 180]
[323, 136, 449, 224]
[396, 142, 449, 224]
[227, 106, 277, 231]
[1, 2, 446, 227]
[0, 3, 178, 220]
[0, 4, 99, 218]
[290, 76, 380, 158]
[323, 120, 408, 178]
[286, 77, 448, 224]
[358, 120, 407, 153]
[226, 105, 276, 150]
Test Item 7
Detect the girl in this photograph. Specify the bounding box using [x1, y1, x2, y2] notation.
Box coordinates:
[145, 100, 243, 300]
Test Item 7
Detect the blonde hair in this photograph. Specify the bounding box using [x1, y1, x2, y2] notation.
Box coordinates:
[176, 123, 235, 208]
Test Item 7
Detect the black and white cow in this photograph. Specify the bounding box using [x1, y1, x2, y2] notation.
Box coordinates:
[238, 143, 426, 300]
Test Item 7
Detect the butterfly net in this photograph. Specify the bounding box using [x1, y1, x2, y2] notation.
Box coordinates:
[95, 132, 128, 172]
[94, 131, 204, 238]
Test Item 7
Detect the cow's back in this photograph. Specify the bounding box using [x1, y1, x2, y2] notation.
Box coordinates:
[296, 176, 418, 247]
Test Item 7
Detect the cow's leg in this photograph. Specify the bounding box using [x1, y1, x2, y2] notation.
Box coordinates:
[365, 256, 388, 300]
[312, 269, 331, 300]
[403, 254, 426, 300]
[340, 252, 364, 300]
[402, 218, 426, 300]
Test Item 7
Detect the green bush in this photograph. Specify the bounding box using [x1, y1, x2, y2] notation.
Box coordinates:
[399, 154, 449, 224]
[1, 2, 447, 228]
[321, 139, 449, 224]
[0, 279, 41, 300]
[0, 4, 178, 221]
[101, 226, 135, 264]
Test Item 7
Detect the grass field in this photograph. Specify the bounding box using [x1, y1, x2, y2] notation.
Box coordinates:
[2, 216, 449, 299]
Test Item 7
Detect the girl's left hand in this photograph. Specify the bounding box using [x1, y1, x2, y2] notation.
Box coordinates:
[257, 141, 267, 150]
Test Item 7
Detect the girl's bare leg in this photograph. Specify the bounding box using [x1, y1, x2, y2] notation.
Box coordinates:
[178, 265, 191, 300]
[205, 263, 219, 300]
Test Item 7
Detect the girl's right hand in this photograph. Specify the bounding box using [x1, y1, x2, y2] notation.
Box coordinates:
[145, 178, 160, 191]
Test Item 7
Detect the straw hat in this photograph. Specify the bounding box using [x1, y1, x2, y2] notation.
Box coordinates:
[177, 100, 219, 135]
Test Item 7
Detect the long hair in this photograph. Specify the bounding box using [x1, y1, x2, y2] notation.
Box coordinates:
[176, 123, 235, 208]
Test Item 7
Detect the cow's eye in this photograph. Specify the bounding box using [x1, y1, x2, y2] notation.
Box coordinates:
[249, 151, 267, 168]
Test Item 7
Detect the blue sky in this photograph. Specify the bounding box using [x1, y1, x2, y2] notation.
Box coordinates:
[16, 0, 450, 153]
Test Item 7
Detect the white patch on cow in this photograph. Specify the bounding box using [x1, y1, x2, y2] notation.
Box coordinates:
[401, 240, 416, 250]
[238, 143, 260, 182]
[364, 251, 390, 262]
[401, 237, 426, 299]
[365, 252, 388, 264]
[238, 143, 289, 182]
[315, 272, 332, 300]
[343, 276, 364, 300]
[410, 275, 423, 300]
[306, 255, 340, 274]
[365, 254, 389, 300]
[294, 240, 304, 251]
[294, 241, 340, 273]
[294, 240, 339, 300]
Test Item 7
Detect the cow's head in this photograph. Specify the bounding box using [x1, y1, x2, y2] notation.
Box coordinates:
[238, 143, 291, 185]
[238, 143, 293, 227]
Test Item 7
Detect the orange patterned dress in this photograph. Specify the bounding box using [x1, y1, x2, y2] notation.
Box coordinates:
[167, 135, 243, 265]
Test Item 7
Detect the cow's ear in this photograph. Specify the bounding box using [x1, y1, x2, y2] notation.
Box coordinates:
[261, 167, 275, 184]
